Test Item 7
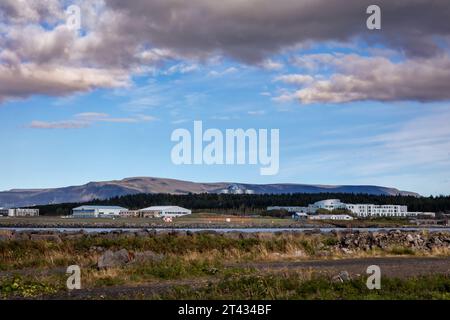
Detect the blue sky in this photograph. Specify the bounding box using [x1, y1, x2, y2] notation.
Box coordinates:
[1, 1, 450, 196]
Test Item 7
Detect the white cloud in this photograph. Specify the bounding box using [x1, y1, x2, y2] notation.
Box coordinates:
[208, 67, 238, 77]
[274, 74, 314, 85]
[275, 54, 450, 104]
[260, 59, 284, 71]
[0, 63, 129, 102]
[247, 110, 266, 116]
[29, 112, 156, 129]
[163, 63, 199, 75]
[282, 108, 450, 180]
[29, 120, 89, 129]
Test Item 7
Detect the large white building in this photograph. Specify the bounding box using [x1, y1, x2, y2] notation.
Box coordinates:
[0, 208, 39, 217]
[72, 205, 127, 218]
[139, 206, 192, 218]
[270, 199, 432, 218]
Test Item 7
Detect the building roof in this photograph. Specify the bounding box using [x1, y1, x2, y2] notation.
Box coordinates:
[313, 199, 344, 206]
[139, 206, 190, 211]
[73, 205, 127, 210]
[293, 212, 308, 216]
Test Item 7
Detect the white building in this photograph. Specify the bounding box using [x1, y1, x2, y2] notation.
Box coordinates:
[270, 199, 432, 218]
[139, 206, 192, 218]
[308, 214, 354, 221]
[0, 208, 39, 217]
[405, 212, 435, 218]
[345, 203, 408, 218]
[72, 206, 127, 218]
[292, 212, 309, 220]
[267, 206, 307, 213]
[309, 199, 347, 211]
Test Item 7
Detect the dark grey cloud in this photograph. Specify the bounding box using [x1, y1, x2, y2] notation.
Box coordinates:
[104, 0, 450, 62]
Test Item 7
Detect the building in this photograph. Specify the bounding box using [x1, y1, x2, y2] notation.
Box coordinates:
[308, 214, 354, 221]
[310, 199, 347, 211]
[0, 208, 39, 217]
[267, 206, 307, 213]
[72, 206, 127, 218]
[118, 210, 141, 218]
[139, 206, 192, 218]
[292, 212, 308, 220]
[345, 203, 408, 218]
[269, 199, 434, 219]
[405, 212, 436, 218]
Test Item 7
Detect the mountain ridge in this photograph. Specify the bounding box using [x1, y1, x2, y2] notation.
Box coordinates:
[0, 177, 420, 208]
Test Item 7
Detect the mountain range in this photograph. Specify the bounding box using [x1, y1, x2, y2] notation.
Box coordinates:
[0, 177, 420, 208]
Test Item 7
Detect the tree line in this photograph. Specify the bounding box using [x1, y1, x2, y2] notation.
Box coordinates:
[34, 193, 450, 216]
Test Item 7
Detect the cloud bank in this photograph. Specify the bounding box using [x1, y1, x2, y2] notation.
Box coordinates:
[1, 0, 450, 103]
[275, 54, 450, 103]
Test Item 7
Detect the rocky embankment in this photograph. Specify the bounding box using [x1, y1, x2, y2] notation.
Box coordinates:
[332, 229, 450, 252]
[1, 228, 449, 250]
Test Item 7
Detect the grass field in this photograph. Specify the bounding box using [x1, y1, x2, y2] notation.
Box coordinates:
[1, 230, 449, 299]
[0, 213, 417, 229]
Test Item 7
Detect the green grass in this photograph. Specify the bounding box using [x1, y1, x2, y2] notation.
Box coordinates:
[126, 259, 222, 281]
[158, 274, 450, 300]
[1, 231, 448, 271]
[0, 275, 63, 299]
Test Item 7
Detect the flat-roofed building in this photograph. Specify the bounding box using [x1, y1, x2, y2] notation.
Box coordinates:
[271, 199, 432, 218]
[345, 203, 408, 218]
[292, 212, 309, 220]
[0, 208, 39, 217]
[139, 206, 191, 218]
[72, 205, 127, 218]
[118, 210, 141, 218]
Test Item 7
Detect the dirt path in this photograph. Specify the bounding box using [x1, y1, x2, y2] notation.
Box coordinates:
[232, 256, 450, 278]
[44, 277, 217, 300]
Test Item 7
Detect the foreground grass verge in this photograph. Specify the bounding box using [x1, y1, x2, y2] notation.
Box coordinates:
[3, 272, 449, 300]
[1, 231, 449, 271]
[1, 231, 449, 299]
[158, 274, 450, 300]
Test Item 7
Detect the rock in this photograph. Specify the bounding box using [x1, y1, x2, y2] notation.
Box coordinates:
[332, 271, 351, 283]
[406, 234, 414, 243]
[98, 249, 131, 269]
[30, 234, 62, 243]
[339, 271, 351, 281]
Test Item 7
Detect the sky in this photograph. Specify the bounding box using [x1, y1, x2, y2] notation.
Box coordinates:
[1, 0, 450, 196]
